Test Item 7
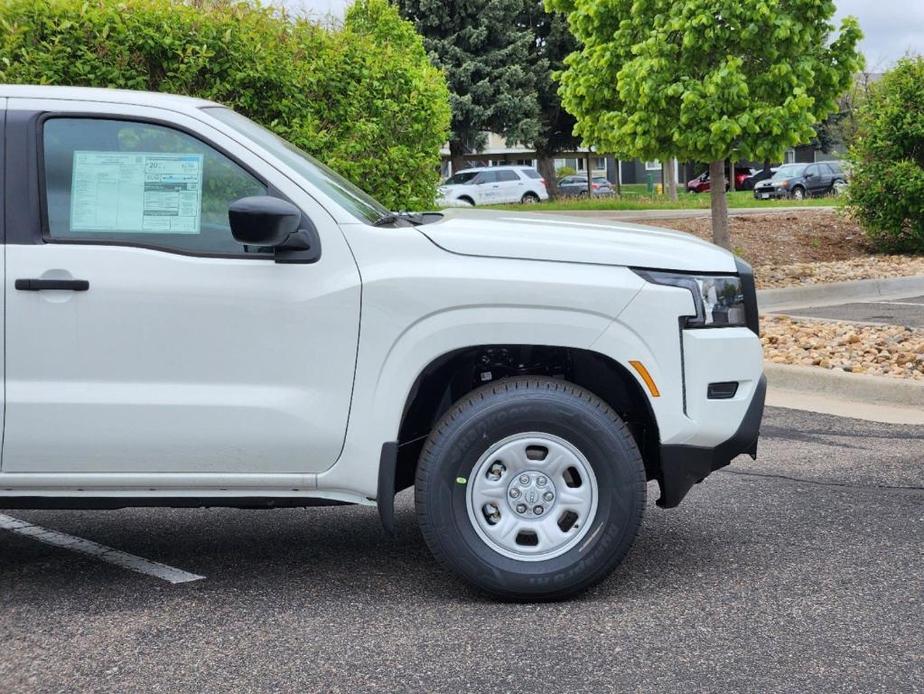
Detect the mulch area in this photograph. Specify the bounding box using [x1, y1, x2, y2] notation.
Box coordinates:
[653, 210, 924, 288]
[654, 209, 870, 266]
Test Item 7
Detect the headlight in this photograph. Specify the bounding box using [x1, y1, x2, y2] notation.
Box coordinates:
[774, 180, 789, 189]
[633, 270, 748, 328]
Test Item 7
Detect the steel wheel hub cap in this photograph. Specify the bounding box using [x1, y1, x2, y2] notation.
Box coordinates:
[466, 433, 598, 561]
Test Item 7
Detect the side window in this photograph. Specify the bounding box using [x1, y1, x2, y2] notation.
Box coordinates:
[43, 118, 268, 255]
[475, 171, 498, 184]
[804, 164, 819, 177]
[496, 170, 519, 182]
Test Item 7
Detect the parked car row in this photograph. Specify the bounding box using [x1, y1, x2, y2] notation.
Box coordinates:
[557, 175, 615, 197]
[686, 167, 754, 193]
[438, 159, 848, 206]
[437, 166, 625, 207]
[752, 161, 848, 200]
[437, 166, 549, 206]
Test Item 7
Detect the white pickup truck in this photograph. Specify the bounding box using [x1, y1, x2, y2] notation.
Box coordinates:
[0, 86, 765, 599]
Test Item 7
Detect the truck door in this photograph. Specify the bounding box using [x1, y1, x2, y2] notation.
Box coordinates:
[1, 100, 361, 476]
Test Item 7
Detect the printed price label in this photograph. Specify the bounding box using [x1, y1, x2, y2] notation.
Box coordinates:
[70, 151, 204, 234]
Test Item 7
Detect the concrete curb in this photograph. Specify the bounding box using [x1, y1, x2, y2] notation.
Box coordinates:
[758, 275, 924, 312]
[764, 362, 924, 408]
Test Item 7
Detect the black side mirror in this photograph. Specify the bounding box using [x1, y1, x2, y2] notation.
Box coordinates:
[229, 196, 322, 264]
[229, 196, 301, 247]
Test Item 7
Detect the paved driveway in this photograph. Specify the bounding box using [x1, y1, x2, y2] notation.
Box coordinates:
[1, 408, 922, 693]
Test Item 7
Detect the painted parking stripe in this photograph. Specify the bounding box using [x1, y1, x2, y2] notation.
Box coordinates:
[0, 513, 205, 584]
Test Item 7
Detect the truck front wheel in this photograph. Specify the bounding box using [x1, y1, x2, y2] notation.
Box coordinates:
[415, 377, 646, 600]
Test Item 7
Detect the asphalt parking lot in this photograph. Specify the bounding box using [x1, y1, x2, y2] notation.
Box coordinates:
[1, 407, 922, 693]
[784, 294, 924, 329]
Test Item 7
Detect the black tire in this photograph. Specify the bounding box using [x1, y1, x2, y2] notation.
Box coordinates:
[790, 186, 805, 200]
[521, 192, 540, 204]
[415, 377, 646, 601]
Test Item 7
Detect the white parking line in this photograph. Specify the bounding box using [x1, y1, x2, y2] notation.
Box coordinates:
[0, 513, 205, 584]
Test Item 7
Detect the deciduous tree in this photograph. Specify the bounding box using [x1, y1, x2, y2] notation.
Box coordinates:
[547, 0, 862, 248]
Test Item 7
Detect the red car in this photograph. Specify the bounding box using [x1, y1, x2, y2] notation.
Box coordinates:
[687, 167, 753, 193]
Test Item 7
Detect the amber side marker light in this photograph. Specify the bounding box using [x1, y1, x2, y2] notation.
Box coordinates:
[629, 360, 661, 398]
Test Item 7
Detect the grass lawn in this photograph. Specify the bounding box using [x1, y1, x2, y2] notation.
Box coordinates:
[493, 189, 841, 212]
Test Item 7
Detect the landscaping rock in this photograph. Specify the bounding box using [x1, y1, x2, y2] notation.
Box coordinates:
[761, 315, 924, 381]
[755, 255, 924, 289]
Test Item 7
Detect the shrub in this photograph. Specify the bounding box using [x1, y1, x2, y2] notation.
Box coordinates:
[0, 0, 450, 210]
[556, 166, 576, 178]
[847, 57, 924, 253]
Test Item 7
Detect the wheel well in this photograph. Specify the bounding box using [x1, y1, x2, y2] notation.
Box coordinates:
[458, 195, 474, 205]
[393, 345, 660, 494]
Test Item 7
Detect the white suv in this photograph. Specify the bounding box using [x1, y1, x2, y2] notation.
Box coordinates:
[0, 86, 765, 600]
[437, 165, 549, 206]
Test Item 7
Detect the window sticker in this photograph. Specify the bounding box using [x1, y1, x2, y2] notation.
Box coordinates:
[69, 152, 204, 234]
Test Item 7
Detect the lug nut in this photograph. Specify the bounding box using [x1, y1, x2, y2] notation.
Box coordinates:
[510, 488, 521, 498]
[533, 505, 544, 515]
[487, 462, 506, 481]
[536, 476, 547, 487]
[543, 491, 554, 502]
[519, 475, 530, 485]
[516, 503, 527, 514]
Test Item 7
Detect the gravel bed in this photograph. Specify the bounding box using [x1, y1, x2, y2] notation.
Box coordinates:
[761, 315, 924, 381]
[755, 255, 924, 289]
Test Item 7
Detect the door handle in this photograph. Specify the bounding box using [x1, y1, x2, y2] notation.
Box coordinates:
[15, 278, 90, 291]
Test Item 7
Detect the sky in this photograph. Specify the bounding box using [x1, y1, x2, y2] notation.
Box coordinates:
[284, 0, 923, 69]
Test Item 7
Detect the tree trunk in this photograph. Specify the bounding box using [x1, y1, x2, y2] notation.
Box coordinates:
[710, 160, 730, 249]
[615, 158, 622, 196]
[449, 139, 466, 176]
[536, 154, 559, 199]
[585, 152, 593, 196]
[666, 158, 678, 201]
[728, 158, 736, 192]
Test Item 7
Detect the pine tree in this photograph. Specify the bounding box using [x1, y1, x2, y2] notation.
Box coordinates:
[397, 0, 541, 173]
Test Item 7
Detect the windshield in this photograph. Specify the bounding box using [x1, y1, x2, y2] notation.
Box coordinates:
[444, 171, 480, 185]
[203, 107, 390, 224]
[772, 164, 807, 180]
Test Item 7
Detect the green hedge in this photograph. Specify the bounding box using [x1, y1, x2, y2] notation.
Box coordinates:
[847, 57, 924, 253]
[0, 0, 451, 210]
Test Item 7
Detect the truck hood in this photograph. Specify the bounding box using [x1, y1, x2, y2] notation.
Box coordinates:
[419, 209, 737, 273]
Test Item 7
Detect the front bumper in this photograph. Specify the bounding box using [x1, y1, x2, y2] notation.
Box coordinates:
[656, 373, 766, 508]
[753, 187, 788, 200]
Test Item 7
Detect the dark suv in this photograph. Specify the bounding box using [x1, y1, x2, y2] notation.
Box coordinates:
[753, 161, 848, 200]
